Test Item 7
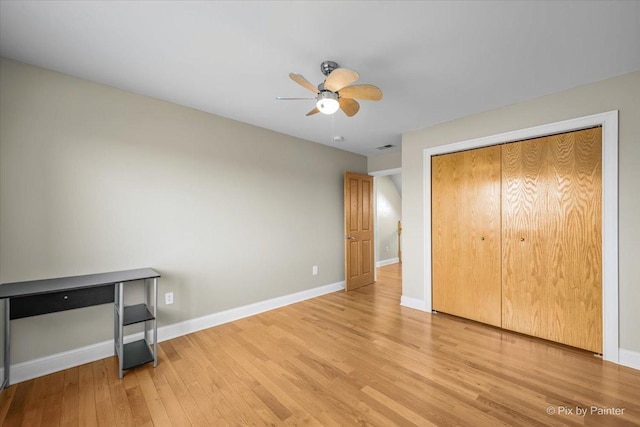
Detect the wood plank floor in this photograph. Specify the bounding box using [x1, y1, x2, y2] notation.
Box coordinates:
[1, 263, 639, 426]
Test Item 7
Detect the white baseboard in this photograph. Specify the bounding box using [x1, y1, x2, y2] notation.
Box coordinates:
[376, 258, 399, 267]
[619, 348, 640, 371]
[400, 299, 640, 372]
[2, 340, 112, 385]
[157, 280, 344, 342]
[0, 280, 345, 385]
[400, 295, 427, 312]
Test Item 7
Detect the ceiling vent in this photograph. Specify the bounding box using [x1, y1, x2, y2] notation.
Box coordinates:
[376, 144, 396, 150]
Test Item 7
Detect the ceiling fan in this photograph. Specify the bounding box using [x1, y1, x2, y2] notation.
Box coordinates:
[276, 61, 383, 117]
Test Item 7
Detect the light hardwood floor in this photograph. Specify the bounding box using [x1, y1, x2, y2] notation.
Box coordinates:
[1, 263, 639, 426]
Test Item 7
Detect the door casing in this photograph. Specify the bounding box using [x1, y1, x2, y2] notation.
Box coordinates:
[370, 167, 402, 282]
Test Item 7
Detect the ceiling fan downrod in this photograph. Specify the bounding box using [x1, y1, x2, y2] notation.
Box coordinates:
[320, 61, 339, 77]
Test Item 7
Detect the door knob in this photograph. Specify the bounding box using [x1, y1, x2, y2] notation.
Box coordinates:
[346, 235, 356, 240]
[520, 237, 525, 242]
[480, 237, 485, 241]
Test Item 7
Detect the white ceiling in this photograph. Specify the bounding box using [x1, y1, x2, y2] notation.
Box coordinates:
[1, 1, 639, 156]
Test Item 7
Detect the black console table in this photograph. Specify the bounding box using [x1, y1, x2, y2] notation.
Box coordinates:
[0, 268, 160, 390]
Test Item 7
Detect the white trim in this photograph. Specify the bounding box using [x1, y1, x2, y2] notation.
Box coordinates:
[423, 111, 619, 363]
[376, 258, 399, 268]
[373, 175, 378, 282]
[0, 280, 345, 385]
[400, 295, 426, 311]
[369, 167, 401, 177]
[1, 340, 113, 385]
[157, 280, 344, 342]
[619, 349, 640, 371]
[370, 167, 402, 282]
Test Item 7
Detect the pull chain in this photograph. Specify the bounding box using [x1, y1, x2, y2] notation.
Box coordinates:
[331, 113, 335, 144]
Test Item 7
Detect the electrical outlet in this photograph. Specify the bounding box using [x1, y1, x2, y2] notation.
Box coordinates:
[165, 292, 174, 305]
[312, 265, 318, 276]
[386, 245, 390, 252]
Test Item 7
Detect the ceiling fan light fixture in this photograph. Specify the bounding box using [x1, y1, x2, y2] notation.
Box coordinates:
[316, 91, 339, 115]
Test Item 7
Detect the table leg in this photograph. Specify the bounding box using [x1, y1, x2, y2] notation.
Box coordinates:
[153, 278, 158, 368]
[143, 279, 149, 345]
[113, 285, 118, 356]
[118, 282, 124, 379]
[1, 299, 10, 390]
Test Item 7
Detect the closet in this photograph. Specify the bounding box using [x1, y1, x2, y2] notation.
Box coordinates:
[432, 127, 602, 353]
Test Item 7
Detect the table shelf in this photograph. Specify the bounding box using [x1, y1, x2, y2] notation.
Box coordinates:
[123, 303, 155, 326]
[123, 339, 155, 370]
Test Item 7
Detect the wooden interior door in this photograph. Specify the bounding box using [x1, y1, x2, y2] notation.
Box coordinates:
[432, 146, 502, 326]
[502, 127, 602, 352]
[344, 172, 374, 291]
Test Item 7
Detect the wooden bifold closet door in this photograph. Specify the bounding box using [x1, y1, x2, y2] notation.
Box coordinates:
[432, 127, 602, 353]
[432, 145, 502, 327]
[502, 127, 602, 353]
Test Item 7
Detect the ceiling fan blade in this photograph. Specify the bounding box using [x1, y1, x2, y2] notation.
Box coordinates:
[338, 84, 383, 101]
[289, 73, 319, 93]
[306, 107, 320, 116]
[339, 98, 360, 117]
[324, 68, 360, 92]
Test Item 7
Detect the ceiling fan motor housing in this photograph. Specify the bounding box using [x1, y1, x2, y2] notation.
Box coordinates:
[317, 90, 338, 102]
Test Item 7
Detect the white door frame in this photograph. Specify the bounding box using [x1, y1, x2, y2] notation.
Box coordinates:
[422, 111, 619, 362]
[370, 167, 402, 281]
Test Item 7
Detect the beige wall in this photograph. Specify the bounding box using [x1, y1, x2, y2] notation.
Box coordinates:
[0, 58, 367, 364]
[375, 175, 401, 263]
[368, 150, 401, 172]
[402, 71, 640, 353]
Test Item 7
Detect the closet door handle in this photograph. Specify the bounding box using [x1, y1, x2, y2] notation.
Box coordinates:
[480, 237, 485, 241]
[520, 237, 525, 242]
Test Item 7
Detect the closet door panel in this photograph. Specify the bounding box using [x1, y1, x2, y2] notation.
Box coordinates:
[432, 151, 465, 318]
[432, 146, 501, 326]
[502, 137, 549, 338]
[546, 128, 602, 353]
